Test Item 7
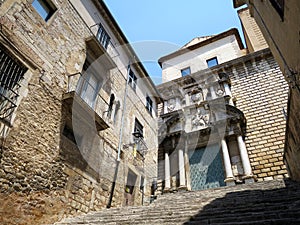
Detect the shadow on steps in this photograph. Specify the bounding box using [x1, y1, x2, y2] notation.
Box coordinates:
[182, 179, 300, 225]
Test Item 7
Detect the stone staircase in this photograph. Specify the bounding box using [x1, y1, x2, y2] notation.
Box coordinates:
[55, 179, 300, 225]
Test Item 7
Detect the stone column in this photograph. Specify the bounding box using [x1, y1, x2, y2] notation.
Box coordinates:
[221, 139, 235, 186]
[223, 83, 234, 105]
[164, 151, 171, 191]
[185, 93, 191, 106]
[178, 149, 186, 190]
[223, 83, 231, 96]
[210, 86, 216, 99]
[237, 135, 254, 183]
[184, 139, 192, 191]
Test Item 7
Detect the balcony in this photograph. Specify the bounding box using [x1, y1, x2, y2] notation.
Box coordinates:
[86, 23, 118, 70]
[62, 72, 109, 131]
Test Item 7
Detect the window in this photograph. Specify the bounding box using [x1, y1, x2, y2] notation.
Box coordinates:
[206, 57, 218, 68]
[133, 118, 143, 152]
[134, 118, 143, 138]
[0, 45, 27, 120]
[77, 73, 100, 108]
[270, 0, 284, 20]
[128, 69, 137, 91]
[146, 95, 153, 114]
[77, 60, 103, 109]
[140, 176, 145, 191]
[32, 0, 56, 22]
[96, 23, 111, 49]
[181, 67, 191, 76]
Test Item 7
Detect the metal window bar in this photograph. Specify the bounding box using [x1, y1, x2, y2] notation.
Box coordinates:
[90, 23, 111, 49]
[90, 23, 119, 59]
[0, 47, 26, 119]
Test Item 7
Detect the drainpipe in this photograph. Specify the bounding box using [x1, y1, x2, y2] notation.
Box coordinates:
[117, 62, 131, 161]
[107, 62, 131, 208]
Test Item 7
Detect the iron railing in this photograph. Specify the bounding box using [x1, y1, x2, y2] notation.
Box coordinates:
[0, 46, 27, 119]
[90, 23, 119, 59]
[66, 72, 109, 118]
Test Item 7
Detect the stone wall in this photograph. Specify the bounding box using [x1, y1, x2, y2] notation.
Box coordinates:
[0, 1, 157, 224]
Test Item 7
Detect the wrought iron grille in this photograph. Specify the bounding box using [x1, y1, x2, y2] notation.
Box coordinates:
[0, 45, 27, 119]
[96, 23, 111, 49]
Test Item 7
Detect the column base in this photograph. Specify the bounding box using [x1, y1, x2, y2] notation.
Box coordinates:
[163, 188, 171, 193]
[178, 186, 187, 192]
[243, 175, 255, 184]
[224, 177, 236, 186]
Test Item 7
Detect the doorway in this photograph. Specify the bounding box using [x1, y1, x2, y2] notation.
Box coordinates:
[124, 169, 137, 206]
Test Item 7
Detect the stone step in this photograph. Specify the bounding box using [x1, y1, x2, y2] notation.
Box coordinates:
[55, 179, 300, 225]
[185, 219, 300, 225]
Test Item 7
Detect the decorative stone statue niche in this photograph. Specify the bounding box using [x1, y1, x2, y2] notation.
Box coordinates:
[190, 87, 203, 105]
[191, 107, 210, 130]
[167, 98, 176, 112]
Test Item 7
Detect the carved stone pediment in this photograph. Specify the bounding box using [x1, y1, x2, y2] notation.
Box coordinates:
[191, 107, 210, 130]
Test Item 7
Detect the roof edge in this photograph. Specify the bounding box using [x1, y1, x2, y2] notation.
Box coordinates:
[158, 28, 245, 67]
[233, 0, 247, 8]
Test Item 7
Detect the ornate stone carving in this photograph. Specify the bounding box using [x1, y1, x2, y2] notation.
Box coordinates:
[216, 88, 224, 97]
[192, 108, 209, 128]
[191, 92, 203, 103]
[167, 99, 176, 112]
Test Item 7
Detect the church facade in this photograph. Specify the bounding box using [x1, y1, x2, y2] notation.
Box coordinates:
[156, 28, 288, 193]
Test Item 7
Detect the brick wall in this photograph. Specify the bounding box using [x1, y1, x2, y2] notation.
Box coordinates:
[223, 49, 289, 181]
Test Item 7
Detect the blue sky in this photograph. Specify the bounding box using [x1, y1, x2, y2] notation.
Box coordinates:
[103, 0, 244, 84]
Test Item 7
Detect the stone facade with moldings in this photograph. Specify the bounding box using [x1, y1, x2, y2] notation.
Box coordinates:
[0, 0, 159, 224]
[156, 32, 288, 194]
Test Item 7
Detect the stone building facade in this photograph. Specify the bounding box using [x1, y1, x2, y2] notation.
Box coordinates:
[0, 0, 160, 224]
[156, 29, 288, 194]
[233, 0, 300, 181]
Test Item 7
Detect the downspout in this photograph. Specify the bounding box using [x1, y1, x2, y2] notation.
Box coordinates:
[117, 62, 131, 161]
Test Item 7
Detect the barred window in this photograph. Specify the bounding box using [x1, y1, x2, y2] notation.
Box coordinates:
[0, 45, 27, 119]
[96, 23, 111, 49]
